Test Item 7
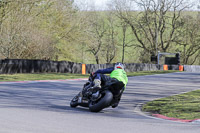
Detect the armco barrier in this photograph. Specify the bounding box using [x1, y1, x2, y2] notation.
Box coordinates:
[2, 59, 200, 74]
[86, 63, 163, 74]
[124, 63, 163, 72]
[168, 65, 179, 70]
[183, 65, 200, 72]
[0, 59, 82, 74]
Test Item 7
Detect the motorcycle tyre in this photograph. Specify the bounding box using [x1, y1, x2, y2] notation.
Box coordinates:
[70, 96, 79, 108]
[89, 90, 113, 112]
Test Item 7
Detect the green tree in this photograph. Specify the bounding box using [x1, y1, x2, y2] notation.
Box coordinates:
[0, 0, 80, 61]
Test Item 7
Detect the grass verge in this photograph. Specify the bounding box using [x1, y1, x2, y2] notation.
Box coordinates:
[0, 70, 179, 82]
[126, 70, 178, 77]
[0, 73, 90, 82]
[142, 90, 200, 120]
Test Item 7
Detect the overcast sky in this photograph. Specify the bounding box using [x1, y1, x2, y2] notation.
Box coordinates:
[74, 0, 200, 10]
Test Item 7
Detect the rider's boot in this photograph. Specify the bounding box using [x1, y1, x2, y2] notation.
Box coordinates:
[112, 92, 123, 108]
[93, 79, 101, 88]
[111, 101, 120, 108]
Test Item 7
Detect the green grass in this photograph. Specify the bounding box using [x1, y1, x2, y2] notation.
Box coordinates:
[0, 73, 90, 82]
[142, 90, 200, 120]
[127, 70, 178, 77]
[0, 70, 179, 82]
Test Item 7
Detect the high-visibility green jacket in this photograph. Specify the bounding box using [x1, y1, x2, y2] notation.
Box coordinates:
[110, 69, 128, 88]
[94, 67, 128, 88]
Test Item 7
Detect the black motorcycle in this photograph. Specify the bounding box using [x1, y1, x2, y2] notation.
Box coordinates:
[70, 74, 124, 112]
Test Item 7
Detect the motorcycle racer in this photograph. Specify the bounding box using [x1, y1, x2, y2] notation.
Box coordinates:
[91, 62, 128, 108]
[70, 62, 128, 111]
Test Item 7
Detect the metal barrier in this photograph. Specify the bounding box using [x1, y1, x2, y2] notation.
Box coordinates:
[1, 59, 199, 74]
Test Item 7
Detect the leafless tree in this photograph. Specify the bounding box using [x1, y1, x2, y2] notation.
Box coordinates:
[103, 11, 117, 63]
[113, 0, 192, 59]
[85, 11, 107, 64]
[118, 21, 135, 63]
[175, 15, 200, 65]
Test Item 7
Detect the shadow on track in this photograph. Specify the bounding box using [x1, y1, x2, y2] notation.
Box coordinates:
[0, 81, 154, 121]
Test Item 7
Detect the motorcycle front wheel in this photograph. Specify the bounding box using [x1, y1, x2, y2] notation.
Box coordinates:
[89, 90, 113, 112]
[70, 95, 79, 108]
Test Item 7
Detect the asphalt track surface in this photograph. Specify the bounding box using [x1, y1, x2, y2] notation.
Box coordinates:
[0, 72, 200, 133]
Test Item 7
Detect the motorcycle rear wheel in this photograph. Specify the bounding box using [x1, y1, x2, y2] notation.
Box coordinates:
[89, 90, 113, 112]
